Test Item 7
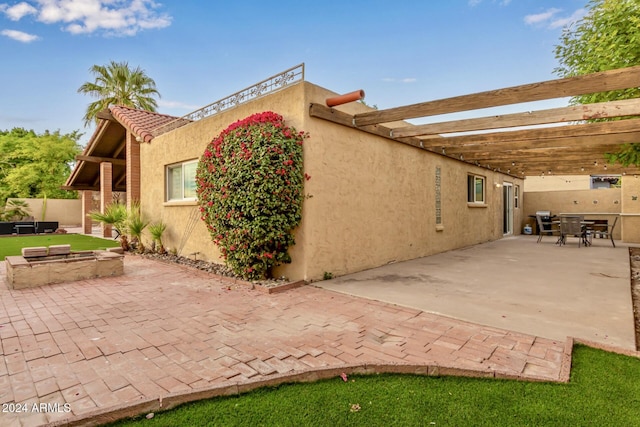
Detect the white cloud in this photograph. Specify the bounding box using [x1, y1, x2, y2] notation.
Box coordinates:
[382, 77, 417, 84]
[158, 100, 201, 111]
[524, 7, 586, 29]
[3, 2, 38, 20]
[469, 0, 511, 6]
[524, 8, 562, 25]
[548, 8, 586, 29]
[1, 0, 171, 37]
[1, 29, 40, 42]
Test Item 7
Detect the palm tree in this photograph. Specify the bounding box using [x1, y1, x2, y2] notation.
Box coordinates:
[89, 203, 129, 250]
[77, 60, 161, 126]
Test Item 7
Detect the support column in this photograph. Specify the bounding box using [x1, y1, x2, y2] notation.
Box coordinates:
[126, 131, 141, 209]
[81, 190, 93, 235]
[100, 162, 113, 238]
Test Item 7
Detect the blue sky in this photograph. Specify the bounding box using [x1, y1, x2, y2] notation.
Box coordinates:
[0, 0, 588, 143]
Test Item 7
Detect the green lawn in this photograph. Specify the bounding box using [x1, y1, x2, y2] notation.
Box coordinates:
[109, 345, 640, 426]
[0, 234, 120, 259]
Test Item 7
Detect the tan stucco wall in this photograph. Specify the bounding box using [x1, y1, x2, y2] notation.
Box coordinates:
[621, 175, 640, 242]
[524, 175, 591, 192]
[7, 198, 82, 226]
[141, 81, 523, 282]
[300, 84, 523, 280]
[523, 188, 622, 239]
[139, 83, 309, 275]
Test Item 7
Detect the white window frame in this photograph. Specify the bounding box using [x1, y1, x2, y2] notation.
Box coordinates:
[166, 160, 197, 202]
[514, 185, 520, 209]
[467, 174, 486, 204]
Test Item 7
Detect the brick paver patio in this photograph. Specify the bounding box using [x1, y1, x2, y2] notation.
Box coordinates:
[1, 256, 566, 426]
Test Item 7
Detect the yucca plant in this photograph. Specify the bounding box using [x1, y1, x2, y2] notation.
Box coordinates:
[127, 202, 149, 253]
[148, 221, 167, 254]
[89, 203, 129, 250]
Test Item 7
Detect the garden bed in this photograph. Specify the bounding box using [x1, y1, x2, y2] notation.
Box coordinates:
[137, 252, 305, 294]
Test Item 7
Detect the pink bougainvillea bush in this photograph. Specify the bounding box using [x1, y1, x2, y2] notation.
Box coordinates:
[196, 111, 309, 280]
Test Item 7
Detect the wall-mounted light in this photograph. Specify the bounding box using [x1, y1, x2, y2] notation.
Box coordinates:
[593, 200, 598, 204]
[495, 183, 502, 188]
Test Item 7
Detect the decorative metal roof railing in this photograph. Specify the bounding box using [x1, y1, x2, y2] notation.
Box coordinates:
[153, 63, 305, 136]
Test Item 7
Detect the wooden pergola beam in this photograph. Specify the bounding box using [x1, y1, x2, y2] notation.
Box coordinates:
[438, 132, 640, 155]
[75, 155, 126, 165]
[392, 99, 640, 138]
[419, 119, 640, 149]
[61, 185, 99, 191]
[354, 65, 640, 126]
[456, 147, 616, 162]
[494, 165, 637, 176]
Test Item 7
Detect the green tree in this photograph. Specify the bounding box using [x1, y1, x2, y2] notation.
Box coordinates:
[77, 60, 160, 126]
[0, 128, 81, 202]
[554, 0, 640, 165]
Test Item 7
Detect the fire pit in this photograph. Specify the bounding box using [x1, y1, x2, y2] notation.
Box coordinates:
[5, 244, 124, 289]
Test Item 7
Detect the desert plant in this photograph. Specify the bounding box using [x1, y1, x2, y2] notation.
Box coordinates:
[0, 199, 31, 221]
[126, 202, 149, 253]
[148, 221, 167, 254]
[89, 203, 129, 250]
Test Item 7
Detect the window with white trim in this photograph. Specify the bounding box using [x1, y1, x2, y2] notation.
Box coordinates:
[467, 174, 485, 204]
[166, 160, 197, 201]
[514, 185, 520, 208]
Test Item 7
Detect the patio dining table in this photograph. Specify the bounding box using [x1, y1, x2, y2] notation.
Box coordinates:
[553, 219, 594, 246]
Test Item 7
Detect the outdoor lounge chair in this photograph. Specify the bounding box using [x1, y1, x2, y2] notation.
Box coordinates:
[535, 214, 558, 243]
[559, 215, 588, 247]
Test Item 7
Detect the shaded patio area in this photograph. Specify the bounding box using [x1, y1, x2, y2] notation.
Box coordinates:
[318, 235, 636, 350]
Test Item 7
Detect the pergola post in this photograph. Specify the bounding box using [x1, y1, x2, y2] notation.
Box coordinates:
[81, 190, 93, 235]
[126, 131, 140, 208]
[100, 162, 113, 238]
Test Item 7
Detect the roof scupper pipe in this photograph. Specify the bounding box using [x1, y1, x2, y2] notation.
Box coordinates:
[326, 90, 365, 107]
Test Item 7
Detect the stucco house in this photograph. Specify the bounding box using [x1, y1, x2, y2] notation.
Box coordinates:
[65, 65, 526, 282]
[65, 64, 640, 281]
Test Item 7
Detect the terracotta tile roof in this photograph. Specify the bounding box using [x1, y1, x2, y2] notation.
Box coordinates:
[109, 105, 191, 143]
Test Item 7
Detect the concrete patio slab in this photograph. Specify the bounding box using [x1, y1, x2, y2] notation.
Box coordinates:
[0, 252, 570, 426]
[318, 235, 637, 350]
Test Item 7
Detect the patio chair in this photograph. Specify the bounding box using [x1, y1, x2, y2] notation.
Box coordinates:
[593, 216, 618, 248]
[535, 214, 558, 243]
[559, 215, 587, 247]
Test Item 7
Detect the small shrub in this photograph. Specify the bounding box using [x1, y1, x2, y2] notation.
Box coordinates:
[128, 204, 149, 253]
[149, 221, 167, 254]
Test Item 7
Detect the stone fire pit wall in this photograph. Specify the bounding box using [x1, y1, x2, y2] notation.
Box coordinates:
[5, 249, 124, 290]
